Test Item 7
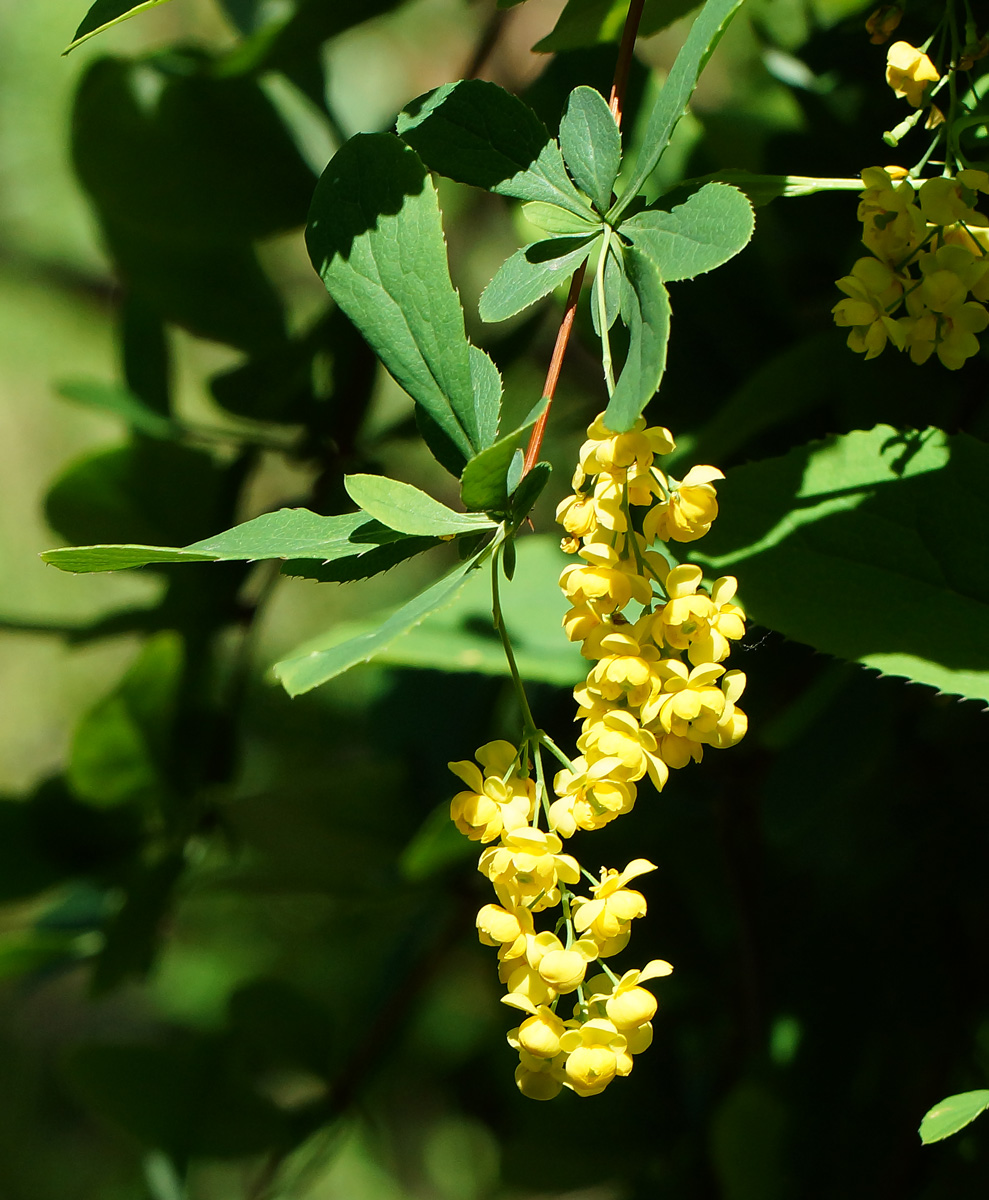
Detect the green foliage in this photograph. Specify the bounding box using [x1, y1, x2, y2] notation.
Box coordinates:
[479, 234, 599, 323]
[64, 0, 175, 54]
[622, 182, 755, 281]
[919, 1091, 989, 1144]
[603, 246, 671, 431]
[274, 551, 488, 696]
[695, 426, 989, 702]
[344, 475, 496, 537]
[558, 86, 622, 214]
[306, 133, 497, 474]
[535, 0, 704, 51]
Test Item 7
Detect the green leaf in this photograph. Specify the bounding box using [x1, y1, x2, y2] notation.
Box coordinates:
[590, 239, 623, 336]
[42, 509, 423, 574]
[522, 202, 601, 236]
[603, 246, 671, 432]
[621, 182, 754, 281]
[559, 86, 621, 214]
[535, 0, 703, 51]
[56, 380, 178, 440]
[609, 0, 746, 222]
[68, 633, 183, 810]
[461, 405, 548, 512]
[693, 426, 989, 702]
[344, 475, 496, 537]
[315, 536, 582, 686]
[274, 552, 487, 696]
[306, 134, 480, 471]
[479, 235, 597, 324]
[919, 1091, 989, 1144]
[470, 345, 503, 450]
[64, 0, 174, 54]
[397, 80, 596, 220]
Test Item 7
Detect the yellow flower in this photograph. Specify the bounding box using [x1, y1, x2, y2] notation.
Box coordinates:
[508, 1005, 571, 1058]
[856, 169, 924, 265]
[478, 827, 581, 911]
[448, 741, 535, 842]
[643, 465, 724, 543]
[577, 708, 669, 790]
[886, 41, 939, 107]
[559, 1018, 632, 1095]
[584, 960, 673, 1051]
[832, 256, 906, 360]
[578, 414, 675, 477]
[549, 756, 637, 837]
[653, 566, 746, 664]
[571, 858, 656, 951]
[524, 930, 599, 992]
[919, 171, 989, 227]
[476, 902, 533, 961]
[513, 1050, 567, 1100]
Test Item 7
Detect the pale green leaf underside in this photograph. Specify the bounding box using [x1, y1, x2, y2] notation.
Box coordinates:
[306, 134, 480, 468]
[344, 475, 495, 537]
[693, 426, 989, 702]
[622, 182, 754, 281]
[64, 0, 174, 54]
[559, 86, 621, 214]
[919, 1091, 989, 1144]
[274, 553, 485, 696]
[603, 246, 671, 432]
[41, 509, 415, 574]
[479, 235, 597, 324]
[610, 0, 746, 222]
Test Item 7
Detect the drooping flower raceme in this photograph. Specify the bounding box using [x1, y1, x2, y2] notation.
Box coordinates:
[449, 413, 748, 1099]
[834, 168, 989, 370]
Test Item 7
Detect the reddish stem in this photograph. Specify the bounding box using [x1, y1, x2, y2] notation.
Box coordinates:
[521, 0, 645, 475]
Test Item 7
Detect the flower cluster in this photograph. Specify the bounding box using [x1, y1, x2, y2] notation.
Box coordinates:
[833, 167, 989, 368]
[448, 414, 748, 1100]
[556, 413, 748, 836]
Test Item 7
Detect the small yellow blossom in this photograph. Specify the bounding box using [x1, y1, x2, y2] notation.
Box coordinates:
[478, 827, 581, 911]
[448, 741, 535, 842]
[886, 41, 939, 107]
[559, 1018, 632, 1096]
[571, 859, 656, 951]
[643, 465, 723, 543]
[549, 757, 637, 837]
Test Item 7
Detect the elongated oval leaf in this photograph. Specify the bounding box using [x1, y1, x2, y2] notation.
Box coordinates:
[692, 426, 989, 702]
[344, 475, 495, 537]
[274, 553, 486, 696]
[610, 0, 746, 222]
[522, 202, 601, 236]
[461, 404, 548, 512]
[603, 246, 671, 432]
[64, 0, 174, 54]
[621, 182, 754, 281]
[479, 235, 597, 324]
[397, 80, 596, 220]
[559, 86, 621, 214]
[534, 0, 703, 51]
[43, 509, 421, 574]
[919, 1091, 989, 1144]
[306, 134, 479, 471]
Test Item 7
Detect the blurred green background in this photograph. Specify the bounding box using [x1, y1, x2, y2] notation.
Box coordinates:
[2, 1, 989, 1198]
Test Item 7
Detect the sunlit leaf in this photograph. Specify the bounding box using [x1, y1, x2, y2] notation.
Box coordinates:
[64, 0, 174, 55]
[919, 1091, 989, 1144]
[479, 234, 597, 324]
[344, 475, 496, 537]
[602, 246, 671, 432]
[558, 86, 621, 213]
[621, 182, 754, 281]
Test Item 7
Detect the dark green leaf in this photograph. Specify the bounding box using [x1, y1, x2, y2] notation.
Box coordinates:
[621, 182, 754, 281]
[73, 59, 316, 246]
[121, 296, 171, 416]
[535, 0, 703, 51]
[44, 441, 228, 554]
[479, 235, 597, 324]
[397, 80, 596, 219]
[344, 475, 496, 537]
[603, 246, 671, 432]
[609, 0, 746, 221]
[510, 461, 552, 526]
[306, 134, 479, 470]
[68, 633, 183, 810]
[919, 1091, 989, 1144]
[460, 405, 547, 512]
[558, 86, 621, 213]
[42, 509, 425, 574]
[693, 426, 989, 702]
[274, 552, 487, 696]
[279, 535, 440, 584]
[64, 0, 174, 54]
[56, 380, 178, 440]
[92, 851, 186, 992]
